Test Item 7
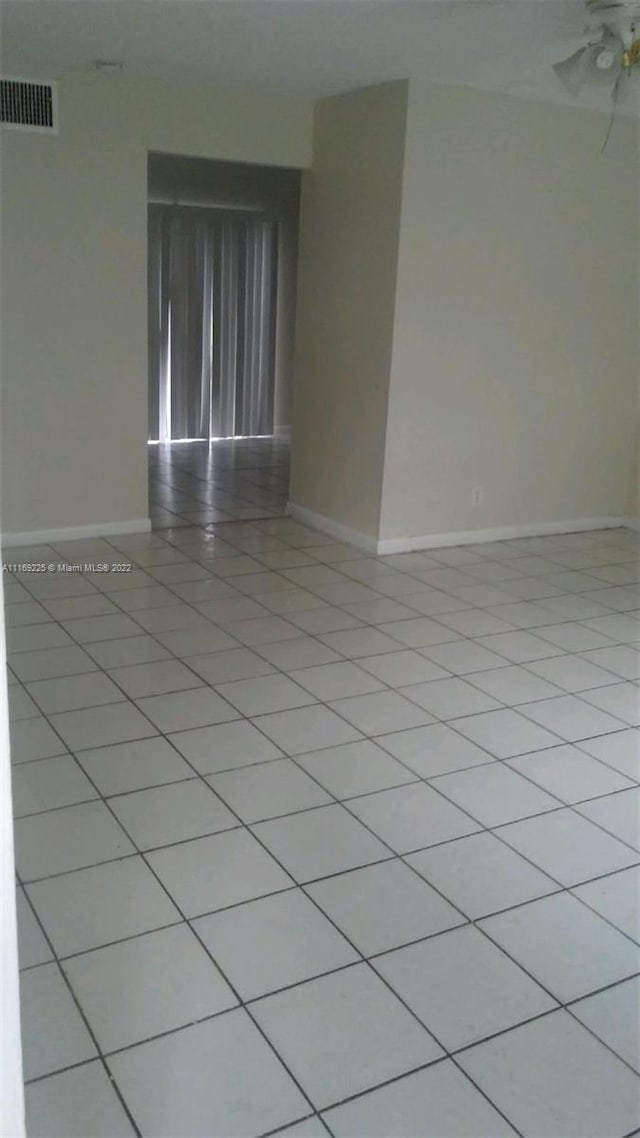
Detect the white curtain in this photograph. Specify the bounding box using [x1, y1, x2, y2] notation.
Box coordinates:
[148, 204, 278, 441]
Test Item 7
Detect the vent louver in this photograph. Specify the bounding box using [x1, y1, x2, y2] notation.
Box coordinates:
[1, 77, 58, 132]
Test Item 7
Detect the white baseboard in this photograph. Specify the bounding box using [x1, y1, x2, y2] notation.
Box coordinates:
[376, 516, 626, 555]
[286, 501, 378, 553]
[1, 517, 152, 549]
[285, 505, 627, 555]
[274, 425, 291, 441]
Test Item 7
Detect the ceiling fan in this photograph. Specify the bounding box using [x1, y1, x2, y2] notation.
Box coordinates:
[553, 0, 640, 95]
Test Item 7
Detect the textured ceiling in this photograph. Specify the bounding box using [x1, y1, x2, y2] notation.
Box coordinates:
[1, 0, 639, 113]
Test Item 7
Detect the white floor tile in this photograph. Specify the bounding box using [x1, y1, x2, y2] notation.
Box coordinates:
[25, 1060, 136, 1138]
[323, 1059, 517, 1138]
[342, 598, 419, 623]
[436, 609, 517, 637]
[9, 686, 41, 720]
[76, 736, 193, 796]
[431, 763, 559, 827]
[26, 856, 181, 956]
[112, 584, 177, 612]
[64, 923, 237, 1051]
[377, 722, 495, 778]
[20, 962, 97, 1079]
[168, 718, 283, 774]
[277, 1118, 328, 1138]
[572, 866, 640, 941]
[400, 677, 502, 720]
[357, 649, 449, 687]
[14, 800, 134, 881]
[109, 779, 238, 849]
[329, 690, 434, 735]
[526, 653, 628, 693]
[6, 623, 73, 653]
[378, 617, 462, 648]
[508, 745, 634, 804]
[480, 891, 640, 1001]
[252, 804, 390, 882]
[582, 646, 640, 681]
[535, 622, 619, 652]
[107, 1009, 309, 1138]
[185, 646, 276, 684]
[251, 706, 362, 755]
[257, 587, 330, 615]
[496, 808, 638, 886]
[85, 635, 171, 668]
[133, 605, 213, 635]
[225, 615, 302, 646]
[11, 754, 98, 817]
[9, 717, 67, 764]
[470, 664, 564, 704]
[209, 758, 332, 822]
[106, 659, 203, 699]
[397, 587, 468, 613]
[147, 827, 293, 917]
[10, 645, 98, 683]
[580, 682, 640, 726]
[452, 708, 562, 758]
[290, 608, 362, 635]
[419, 639, 512, 675]
[135, 686, 240, 733]
[16, 887, 53, 969]
[307, 858, 464, 956]
[517, 694, 626, 743]
[49, 702, 157, 751]
[251, 964, 442, 1109]
[193, 888, 358, 1000]
[576, 788, 640, 850]
[319, 627, 407, 657]
[583, 613, 640, 643]
[408, 830, 558, 918]
[61, 614, 143, 643]
[153, 624, 239, 656]
[347, 783, 480, 854]
[571, 978, 640, 1073]
[578, 728, 640, 781]
[255, 637, 341, 670]
[457, 1009, 640, 1138]
[288, 661, 386, 701]
[374, 924, 555, 1050]
[297, 739, 415, 798]
[475, 630, 564, 662]
[215, 673, 317, 716]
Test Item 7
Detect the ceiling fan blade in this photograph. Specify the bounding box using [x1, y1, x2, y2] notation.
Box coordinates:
[553, 46, 590, 94]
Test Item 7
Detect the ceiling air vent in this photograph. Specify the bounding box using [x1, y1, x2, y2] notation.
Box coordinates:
[1, 77, 58, 133]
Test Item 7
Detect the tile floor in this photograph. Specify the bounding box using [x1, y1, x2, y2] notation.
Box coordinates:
[148, 437, 290, 527]
[5, 447, 640, 1136]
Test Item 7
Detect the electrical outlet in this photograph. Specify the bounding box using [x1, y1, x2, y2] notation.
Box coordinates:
[472, 486, 484, 508]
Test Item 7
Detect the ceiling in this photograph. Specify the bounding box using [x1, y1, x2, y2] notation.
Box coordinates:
[1, 0, 639, 113]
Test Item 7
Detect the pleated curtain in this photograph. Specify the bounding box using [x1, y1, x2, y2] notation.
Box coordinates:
[148, 204, 278, 441]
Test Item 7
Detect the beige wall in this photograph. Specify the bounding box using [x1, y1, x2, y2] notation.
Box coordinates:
[0, 70, 311, 536]
[148, 153, 300, 430]
[290, 82, 408, 538]
[380, 82, 639, 542]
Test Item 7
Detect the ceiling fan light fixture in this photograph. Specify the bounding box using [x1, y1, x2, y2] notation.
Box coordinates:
[594, 45, 617, 66]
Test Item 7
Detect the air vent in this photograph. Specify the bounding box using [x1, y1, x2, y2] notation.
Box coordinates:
[1, 77, 58, 133]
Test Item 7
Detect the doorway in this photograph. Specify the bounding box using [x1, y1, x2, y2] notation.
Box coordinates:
[146, 154, 300, 528]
